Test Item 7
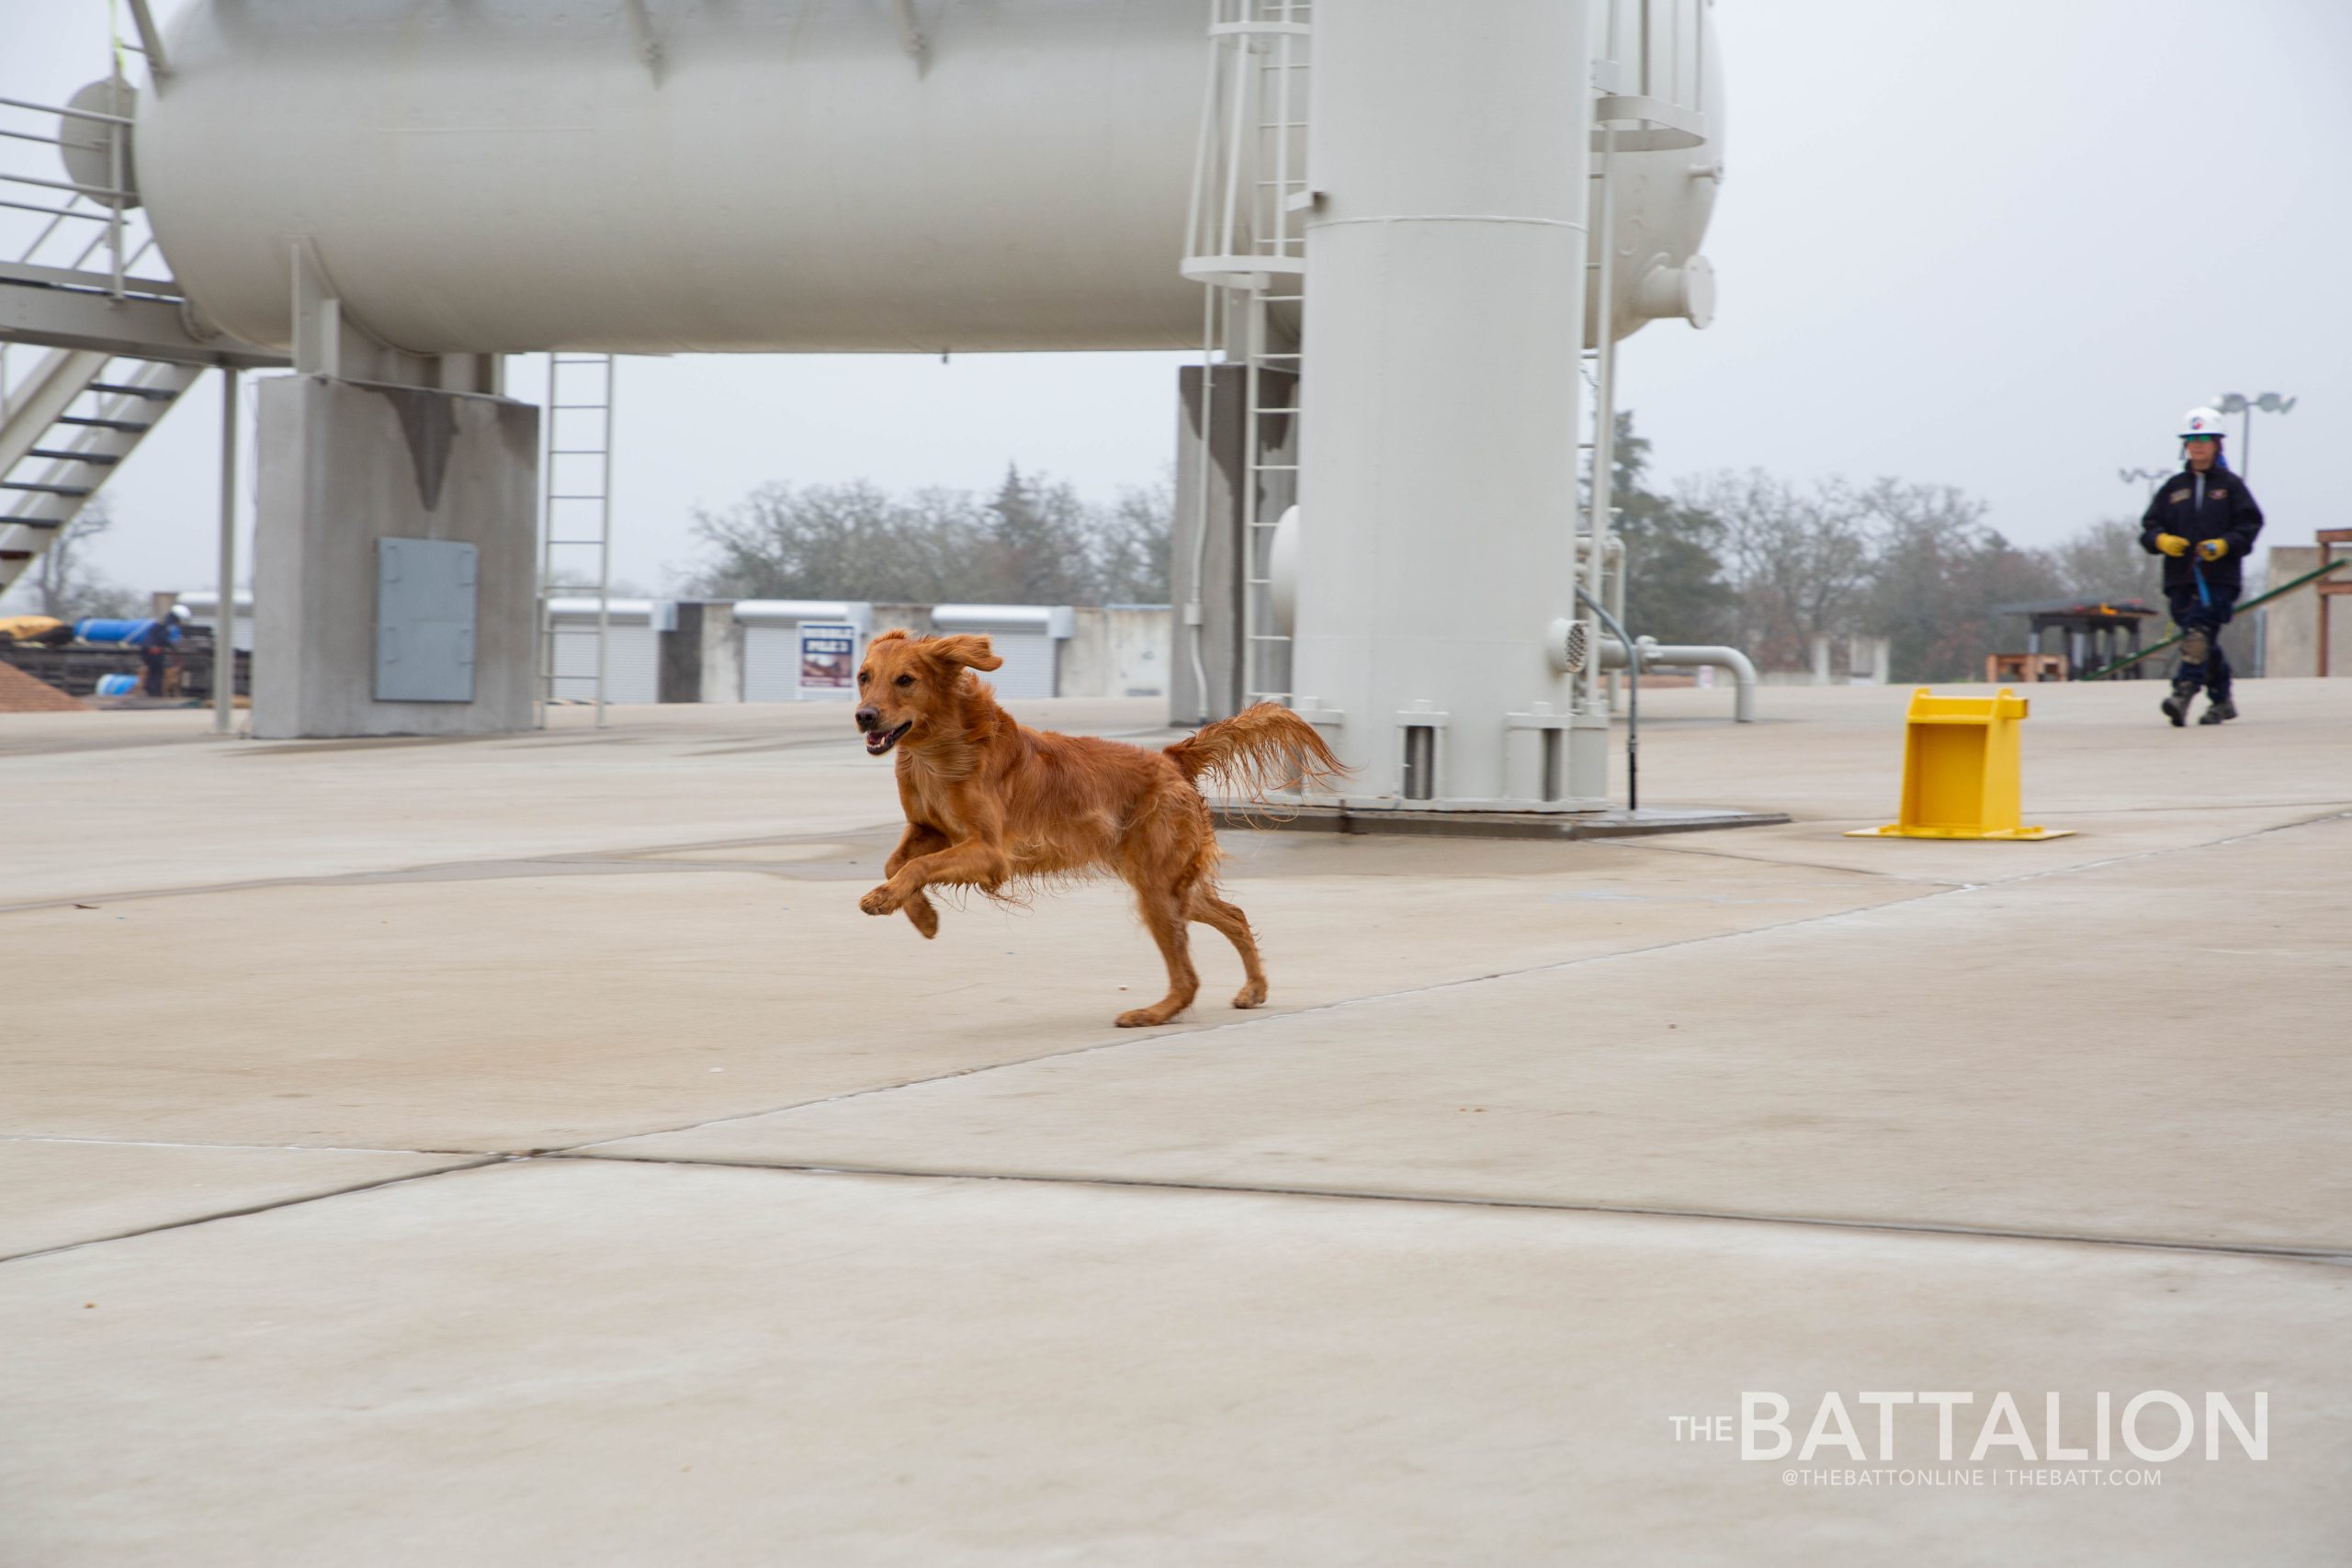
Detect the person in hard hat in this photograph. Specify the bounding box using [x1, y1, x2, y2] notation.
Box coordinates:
[2141, 407, 2263, 726]
[135, 606, 189, 698]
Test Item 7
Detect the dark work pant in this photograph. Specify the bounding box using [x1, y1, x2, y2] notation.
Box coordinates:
[2166, 587, 2234, 698]
[141, 650, 167, 697]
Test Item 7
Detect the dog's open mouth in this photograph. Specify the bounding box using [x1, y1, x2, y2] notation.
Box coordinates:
[864, 720, 912, 757]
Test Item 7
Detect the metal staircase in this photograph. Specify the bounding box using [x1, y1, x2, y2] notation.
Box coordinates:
[0, 349, 200, 596]
[1184, 0, 1312, 708]
[1, 77, 282, 604]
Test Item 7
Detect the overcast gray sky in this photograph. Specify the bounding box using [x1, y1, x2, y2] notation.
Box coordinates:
[6, 1, 2346, 604]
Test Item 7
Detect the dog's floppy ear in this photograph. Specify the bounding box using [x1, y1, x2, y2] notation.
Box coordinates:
[870, 627, 912, 646]
[925, 633, 1002, 671]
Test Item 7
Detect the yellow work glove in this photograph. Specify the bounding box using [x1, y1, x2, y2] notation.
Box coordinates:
[2198, 537, 2230, 561]
[2156, 533, 2190, 557]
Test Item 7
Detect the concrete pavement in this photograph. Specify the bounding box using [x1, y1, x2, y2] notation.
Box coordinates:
[4, 682, 2348, 1562]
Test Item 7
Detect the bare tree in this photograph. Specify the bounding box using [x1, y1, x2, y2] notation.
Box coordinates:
[1089, 474, 1174, 604]
[981, 467, 1101, 604]
[1674, 470, 2076, 681]
[1860, 479, 2058, 680]
[2042, 517, 2158, 604]
[689, 480, 962, 602]
[25, 498, 141, 621]
[1681, 469, 1879, 670]
[687, 469, 1170, 605]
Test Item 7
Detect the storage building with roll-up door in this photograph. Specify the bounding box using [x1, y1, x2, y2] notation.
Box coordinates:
[930, 604, 1077, 699]
[546, 598, 667, 705]
[735, 601, 874, 703]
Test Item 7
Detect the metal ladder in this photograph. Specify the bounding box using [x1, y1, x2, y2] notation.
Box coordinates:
[1185, 0, 1312, 709]
[1574, 343, 1630, 710]
[0, 349, 200, 598]
[537, 352, 616, 728]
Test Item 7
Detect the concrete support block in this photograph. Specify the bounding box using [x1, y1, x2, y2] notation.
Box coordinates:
[254, 376, 537, 739]
[1108, 606, 1172, 700]
[2257, 547, 2350, 679]
[661, 601, 746, 704]
[1061, 608, 1112, 699]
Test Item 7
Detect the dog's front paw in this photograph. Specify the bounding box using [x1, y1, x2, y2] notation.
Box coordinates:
[904, 894, 940, 940]
[859, 884, 904, 917]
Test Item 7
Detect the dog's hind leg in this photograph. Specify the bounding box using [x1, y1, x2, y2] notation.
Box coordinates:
[1189, 887, 1268, 1009]
[1118, 886, 1201, 1028]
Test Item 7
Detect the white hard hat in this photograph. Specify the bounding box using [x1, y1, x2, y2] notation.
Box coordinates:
[168, 603, 192, 620]
[2177, 407, 2227, 441]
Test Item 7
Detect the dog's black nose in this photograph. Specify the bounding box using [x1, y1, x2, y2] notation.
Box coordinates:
[854, 705, 880, 732]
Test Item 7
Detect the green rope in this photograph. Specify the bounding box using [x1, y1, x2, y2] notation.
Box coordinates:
[2082, 558, 2347, 680]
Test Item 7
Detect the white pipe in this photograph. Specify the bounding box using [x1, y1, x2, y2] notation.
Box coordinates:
[1598, 635, 1758, 723]
[1583, 122, 1619, 711]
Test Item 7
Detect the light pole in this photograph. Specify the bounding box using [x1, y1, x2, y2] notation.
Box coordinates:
[2213, 391, 2295, 479]
[2119, 466, 2166, 497]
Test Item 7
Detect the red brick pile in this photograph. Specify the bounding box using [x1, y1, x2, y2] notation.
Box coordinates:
[0, 660, 89, 713]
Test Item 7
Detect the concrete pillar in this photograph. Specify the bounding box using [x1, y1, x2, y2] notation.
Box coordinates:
[1291, 0, 1591, 807]
[253, 376, 537, 738]
[702, 603, 744, 704]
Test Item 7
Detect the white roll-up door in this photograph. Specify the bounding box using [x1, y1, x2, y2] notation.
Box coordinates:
[972, 629, 1055, 698]
[743, 626, 799, 702]
[550, 624, 659, 704]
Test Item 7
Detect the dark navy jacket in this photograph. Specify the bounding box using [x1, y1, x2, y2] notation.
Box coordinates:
[2140, 464, 2262, 599]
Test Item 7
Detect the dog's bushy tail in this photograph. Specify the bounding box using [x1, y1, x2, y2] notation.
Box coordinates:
[1164, 702, 1348, 802]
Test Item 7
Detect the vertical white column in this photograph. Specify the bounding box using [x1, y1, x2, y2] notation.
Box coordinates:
[214, 367, 239, 734]
[1291, 0, 1594, 807]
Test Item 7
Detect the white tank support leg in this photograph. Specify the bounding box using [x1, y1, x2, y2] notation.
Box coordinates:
[213, 366, 238, 734]
[1291, 0, 1594, 808]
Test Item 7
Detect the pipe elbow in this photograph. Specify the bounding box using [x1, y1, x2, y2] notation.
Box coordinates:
[1628, 641, 1759, 723]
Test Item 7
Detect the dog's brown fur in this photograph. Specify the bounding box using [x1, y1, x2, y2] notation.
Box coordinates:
[853, 629, 1345, 1026]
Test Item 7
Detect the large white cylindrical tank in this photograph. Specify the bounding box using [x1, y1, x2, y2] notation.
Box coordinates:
[139, 1, 1216, 355]
[1289, 0, 1591, 809]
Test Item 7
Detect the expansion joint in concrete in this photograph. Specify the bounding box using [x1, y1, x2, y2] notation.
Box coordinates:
[548, 1152, 2352, 1270]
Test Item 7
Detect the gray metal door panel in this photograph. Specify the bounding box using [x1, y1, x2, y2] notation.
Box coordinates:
[548, 624, 658, 704]
[743, 625, 797, 702]
[375, 537, 478, 703]
[973, 630, 1054, 699]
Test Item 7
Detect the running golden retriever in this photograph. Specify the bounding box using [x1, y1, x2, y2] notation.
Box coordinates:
[853, 629, 1344, 1026]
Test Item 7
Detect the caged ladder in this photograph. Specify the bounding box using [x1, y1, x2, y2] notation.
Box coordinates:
[1184, 0, 1312, 711]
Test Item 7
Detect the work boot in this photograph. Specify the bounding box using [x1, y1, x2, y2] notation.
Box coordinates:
[2199, 694, 2238, 725]
[2162, 682, 2198, 728]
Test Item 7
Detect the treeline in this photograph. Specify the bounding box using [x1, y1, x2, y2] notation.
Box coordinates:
[1610, 415, 2162, 680]
[687, 421, 2169, 685]
[688, 467, 1172, 606]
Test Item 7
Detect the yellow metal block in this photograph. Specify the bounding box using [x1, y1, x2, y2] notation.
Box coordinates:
[1843, 687, 2075, 841]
